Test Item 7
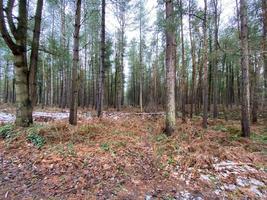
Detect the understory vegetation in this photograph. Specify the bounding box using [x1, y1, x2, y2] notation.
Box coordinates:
[0, 113, 266, 199]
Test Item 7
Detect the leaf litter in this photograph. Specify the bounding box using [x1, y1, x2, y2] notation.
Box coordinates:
[0, 111, 266, 199]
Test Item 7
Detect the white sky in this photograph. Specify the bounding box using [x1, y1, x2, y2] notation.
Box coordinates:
[107, 0, 236, 42]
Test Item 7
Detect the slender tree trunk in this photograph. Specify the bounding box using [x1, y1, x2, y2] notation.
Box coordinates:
[4, 61, 8, 103]
[189, 0, 196, 119]
[69, 0, 81, 125]
[116, 30, 124, 111]
[196, 42, 203, 115]
[29, 0, 44, 107]
[139, 5, 143, 112]
[213, 0, 219, 118]
[41, 56, 46, 108]
[202, 0, 208, 129]
[180, 0, 186, 122]
[262, 0, 267, 104]
[97, 0, 106, 117]
[252, 56, 260, 123]
[50, 55, 53, 106]
[165, 0, 176, 136]
[60, 0, 66, 109]
[240, 0, 250, 137]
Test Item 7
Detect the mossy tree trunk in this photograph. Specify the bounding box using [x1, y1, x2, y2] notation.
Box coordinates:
[0, 0, 33, 127]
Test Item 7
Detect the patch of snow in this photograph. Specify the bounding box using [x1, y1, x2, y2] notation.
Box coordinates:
[200, 174, 210, 182]
[250, 186, 263, 197]
[236, 177, 250, 187]
[211, 160, 267, 198]
[223, 184, 237, 191]
[33, 112, 69, 120]
[250, 178, 265, 187]
[175, 190, 204, 200]
[0, 112, 15, 123]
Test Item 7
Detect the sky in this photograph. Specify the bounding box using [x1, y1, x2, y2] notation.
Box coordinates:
[107, 0, 236, 43]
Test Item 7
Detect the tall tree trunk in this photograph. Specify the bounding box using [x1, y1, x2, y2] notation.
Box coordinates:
[262, 0, 267, 104]
[50, 55, 53, 106]
[29, 0, 44, 107]
[252, 56, 260, 123]
[116, 30, 124, 111]
[202, 0, 209, 129]
[41, 56, 46, 108]
[97, 0, 106, 117]
[180, 0, 186, 122]
[165, 0, 176, 136]
[69, 0, 81, 125]
[139, 5, 143, 112]
[240, 0, 250, 137]
[4, 61, 9, 103]
[189, 0, 196, 119]
[213, 0, 219, 118]
[60, 0, 66, 109]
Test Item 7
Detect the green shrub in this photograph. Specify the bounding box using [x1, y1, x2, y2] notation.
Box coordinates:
[0, 124, 14, 139]
[27, 133, 45, 148]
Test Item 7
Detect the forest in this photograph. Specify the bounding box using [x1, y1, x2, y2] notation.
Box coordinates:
[0, 0, 266, 199]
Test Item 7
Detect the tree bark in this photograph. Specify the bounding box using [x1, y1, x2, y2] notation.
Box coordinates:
[69, 0, 81, 125]
[252, 56, 260, 123]
[97, 0, 106, 117]
[189, 0, 196, 119]
[139, 3, 143, 113]
[180, 0, 186, 122]
[202, 0, 209, 129]
[29, 0, 44, 107]
[0, 0, 33, 126]
[240, 0, 250, 137]
[165, 0, 176, 136]
[262, 0, 267, 104]
[212, 0, 219, 118]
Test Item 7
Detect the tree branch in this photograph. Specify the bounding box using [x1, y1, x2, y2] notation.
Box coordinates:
[6, 0, 17, 39]
[0, 0, 19, 54]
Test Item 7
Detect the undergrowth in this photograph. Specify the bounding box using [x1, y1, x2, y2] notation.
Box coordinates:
[27, 125, 46, 148]
[0, 124, 14, 139]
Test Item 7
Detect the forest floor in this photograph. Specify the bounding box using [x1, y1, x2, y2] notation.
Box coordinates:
[0, 105, 266, 199]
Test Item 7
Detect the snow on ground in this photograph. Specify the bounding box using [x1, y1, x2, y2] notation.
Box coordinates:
[0, 111, 165, 123]
[33, 111, 69, 120]
[0, 112, 15, 123]
[0, 111, 70, 123]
